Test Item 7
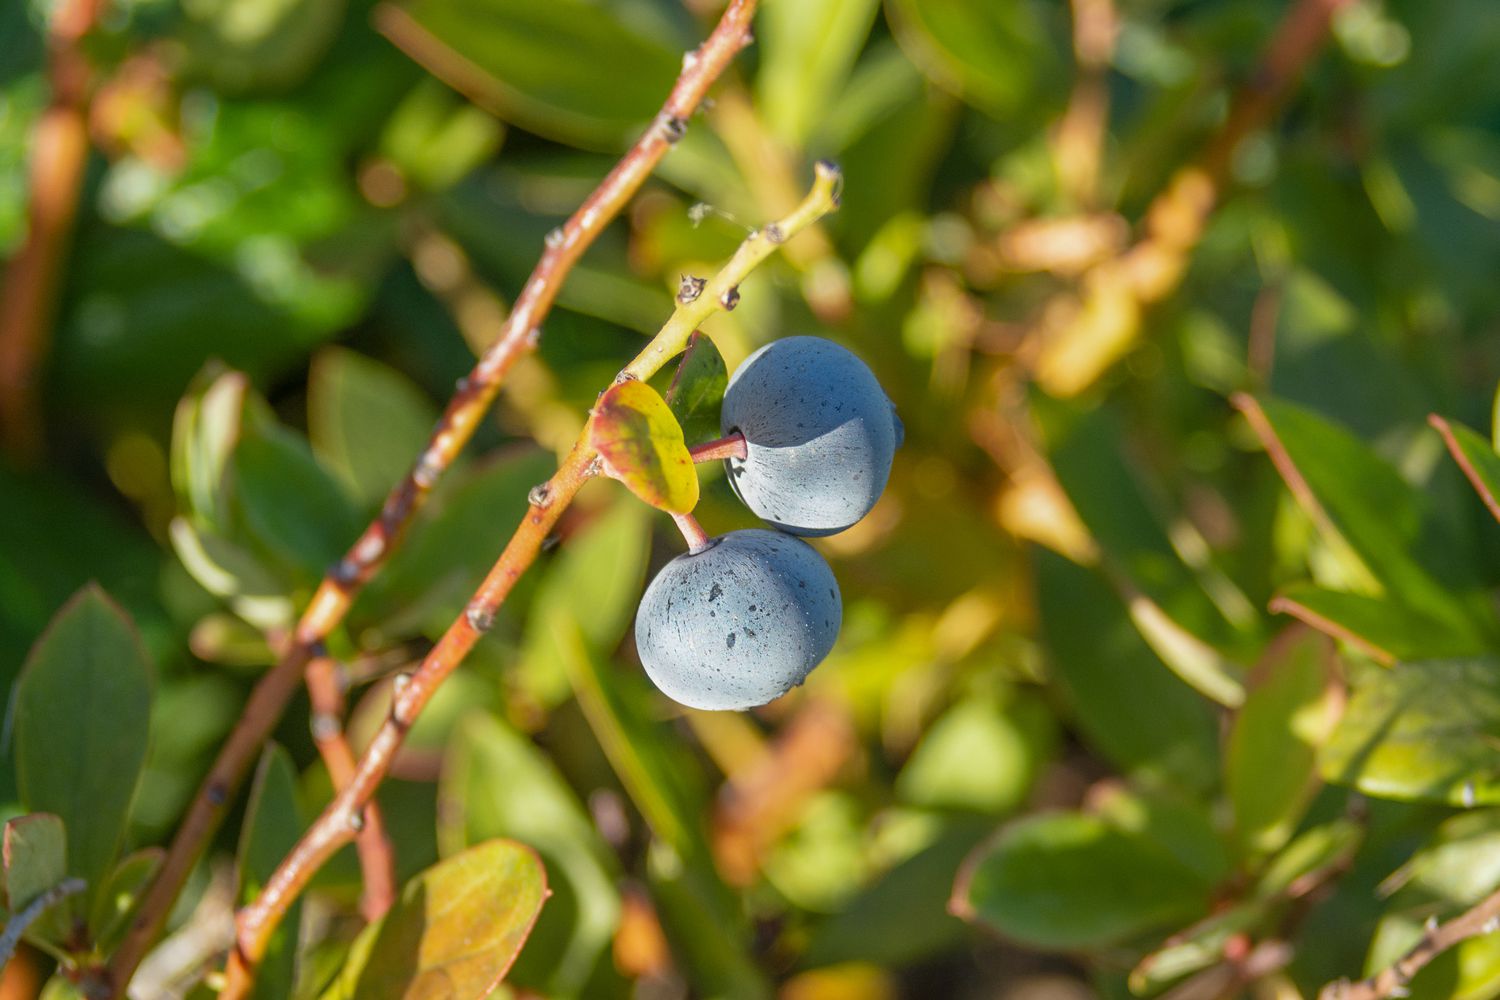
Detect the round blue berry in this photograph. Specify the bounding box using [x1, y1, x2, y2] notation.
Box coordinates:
[721, 336, 900, 537]
[634, 529, 841, 710]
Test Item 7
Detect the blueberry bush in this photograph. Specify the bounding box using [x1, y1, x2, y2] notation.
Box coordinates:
[4, 0, 1500, 998]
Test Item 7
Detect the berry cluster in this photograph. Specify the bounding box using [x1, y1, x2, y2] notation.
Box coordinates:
[635, 337, 902, 710]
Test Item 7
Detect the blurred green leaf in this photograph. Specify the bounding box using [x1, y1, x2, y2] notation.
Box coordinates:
[884, 0, 1056, 119]
[171, 366, 250, 534]
[664, 331, 728, 447]
[590, 380, 699, 514]
[956, 811, 1215, 951]
[1432, 414, 1500, 524]
[90, 849, 165, 954]
[1321, 659, 1500, 806]
[1226, 629, 1343, 858]
[308, 346, 438, 509]
[1034, 548, 1220, 792]
[381, 0, 682, 150]
[378, 79, 504, 192]
[3, 813, 67, 914]
[1242, 396, 1498, 649]
[1271, 583, 1486, 663]
[238, 745, 305, 1000]
[895, 693, 1053, 814]
[321, 839, 547, 1000]
[180, 0, 346, 92]
[438, 713, 619, 995]
[14, 587, 153, 909]
[758, 0, 881, 147]
[518, 498, 650, 708]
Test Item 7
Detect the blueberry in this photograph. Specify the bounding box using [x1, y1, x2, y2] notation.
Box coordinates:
[721, 336, 900, 537]
[634, 529, 841, 710]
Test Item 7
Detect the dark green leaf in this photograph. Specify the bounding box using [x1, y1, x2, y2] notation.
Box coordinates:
[14, 587, 153, 906]
[1034, 548, 1220, 792]
[1321, 659, 1500, 806]
[885, 0, 1057, 119]
[381, 0, 682, 150]
[1271, 583, 1483, 663]
[1431, 414, 1500, 525]
[321, 839, 548, 1000]
[664, 331, 728, 448]
[90, 849, 165, 953]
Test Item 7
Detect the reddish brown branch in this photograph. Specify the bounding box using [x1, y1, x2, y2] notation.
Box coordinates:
[1319, 888, 1500, 1000]
[102, 3, 760, 993]
[0, 0, 108, 458]
[217, 165, 842, 1000]
[304, 653, 397, 920]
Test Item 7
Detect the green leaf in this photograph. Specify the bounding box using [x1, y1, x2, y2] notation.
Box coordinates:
[3, 813, 66, 913]
[178, 0, 345, 92]
[1226, 629, 1344, 858]
[1321, 659, 1500, 806]
[516, 497, 650, 708]
[437, 713, 619, 995]
[233, 404, 361, 582]
[664, 331, 728, 448]
[171, 366, 249, 533]
[885, 0, 1056, 119]
[895, 693, 1054, 814]
[1270, 583, 1484, 663]
[90, 849, 165, 953]
[14, 587, 153, 907]
[308, 347, 439, 510]
[1432, 413, 1500, 525]
[757, 0, 881, 146]
[238, 745, 305, 1000]
[589, 380, 699, 514]
[1238, 395, 1497, 648]
[954, 811, 1215, 951]
[381, 0, 682, 150]
[321, 839, 548, 1000]
[1034, 548, 1220, 792]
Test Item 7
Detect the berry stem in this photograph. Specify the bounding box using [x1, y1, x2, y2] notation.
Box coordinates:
[672, 512, 713, 554]
[217, 164, 843, 1000]
[689, 431, 748, 463]
[104, 4, 761, 993]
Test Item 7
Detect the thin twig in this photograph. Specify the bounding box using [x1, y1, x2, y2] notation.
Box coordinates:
[1319, 887, 1500, 1000]
[304, 653, 396, 920]
[216, 165, 842, 1000]
[0, 878, 86, 969]
[0, 0, 107, 458]
[102, 3, 760, 993]
[688, 431, 747, 463]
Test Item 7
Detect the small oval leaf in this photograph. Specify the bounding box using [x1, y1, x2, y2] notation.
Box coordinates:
[15, 586, 153, 909]
[664, 332, 728, 447]
[322, 839, 548, 1000]
[589, 380, 699, 514]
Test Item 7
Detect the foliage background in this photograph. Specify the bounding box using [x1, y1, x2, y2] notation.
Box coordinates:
[4, 0, 1500, 996]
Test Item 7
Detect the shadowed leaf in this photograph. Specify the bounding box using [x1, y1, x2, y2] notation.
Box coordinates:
[3, 814, 66, 913]
[664, 331, 728, 447]
[590, 379, 699, 513]
[1431, 413, 1500, 525]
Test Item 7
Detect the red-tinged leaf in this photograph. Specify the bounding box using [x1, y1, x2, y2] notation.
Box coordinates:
[589, 380, 699, 514]
[321, 839, 548, 1000]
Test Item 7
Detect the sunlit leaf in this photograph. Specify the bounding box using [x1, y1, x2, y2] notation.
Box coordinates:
[589, 379, 699, 514]
[885, 0, 1056, 119]
[322, 839, 548, 1000]
[758, 0, 881, 146]
[1321, 659, 1500, 805]
[14, 587, 153, 909]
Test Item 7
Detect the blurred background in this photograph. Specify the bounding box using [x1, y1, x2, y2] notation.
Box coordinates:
[4, 0, 1500, 997]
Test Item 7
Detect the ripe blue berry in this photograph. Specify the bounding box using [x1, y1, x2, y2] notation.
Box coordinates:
[634, 529, 842, 710]
[721, 336, 901, 537]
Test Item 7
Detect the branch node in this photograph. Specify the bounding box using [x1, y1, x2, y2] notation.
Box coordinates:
[719, 285, 740, 311]
[413, 452, 441, 489]
[349, 808, 366, 833]
[527, 482, 553, 509]
[658, 112, 688, 144]
[677, 275, 706, 303]
[392, 672, 412, 698]
[765, 223, 784, 244]
[310, 713, 340, 742]
[206, 782, 228, 807]
[1485, 916, 1500, 935]
[465, 602, 495, 634]
[545, 226, 566, 250]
